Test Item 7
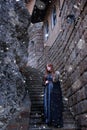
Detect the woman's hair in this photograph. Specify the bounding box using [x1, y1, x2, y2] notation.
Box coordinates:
[45, 64, 54, 74]
[53, 71, 60, 82]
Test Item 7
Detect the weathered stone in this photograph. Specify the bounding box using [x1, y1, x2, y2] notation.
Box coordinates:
[27, 22, 44, 68]
[80, 100, 87, 113]
[0, 0, 31, 129]
[76, 114, 87, 127]
[77, 87, 87, 102]
[82, 128, 87, 130]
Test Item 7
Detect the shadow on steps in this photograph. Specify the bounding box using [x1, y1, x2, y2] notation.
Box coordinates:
[6, 93, 31, 130]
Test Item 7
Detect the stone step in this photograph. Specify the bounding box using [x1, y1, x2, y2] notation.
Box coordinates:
[28, 84, 44, 88]
[53, 128, 76, 130]
[29, 128, 52, 130]
[30, 98, 43, 101]
[28, 70, 77, 130]
[29, 82, 43, 85]
[31, 107, 43, 110]
[31, 109, 44, 113]
[30, 100, 43, 102]
[29, 91, 43, 94]
[29, 125, 77, 130]
[31, 105, 43, 109]
[29, 124, 52, 130]
[63, 118, 76, 123]
[29, 94, 43, 98]
[29, 88, 44, 91]
[29, 129, 52, 130]
[63, 115, 75, 120]
[30, 115, 42, 118]
[29, 91, 44, 95]
[30, 101, 43, 104]
[29, 124, 77, 130]
[63, 124, 77, 130]
[30, 100, 43, 104]
[31, 102, 43, 105]
[31, 106, 43, 109]
[30, 111, 43, 114]
[29, 119, 42, 124]
[30, 104, 43, 109]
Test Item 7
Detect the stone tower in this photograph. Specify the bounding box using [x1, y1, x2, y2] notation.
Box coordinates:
[27, 22, 44, 68]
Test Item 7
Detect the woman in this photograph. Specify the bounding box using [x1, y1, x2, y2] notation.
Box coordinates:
[43, 64, 54, 125]
[51, 71, 63, 128]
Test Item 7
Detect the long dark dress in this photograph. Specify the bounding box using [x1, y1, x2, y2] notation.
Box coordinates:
[44, 73, 53, 124]
[51, 80, 63, 127]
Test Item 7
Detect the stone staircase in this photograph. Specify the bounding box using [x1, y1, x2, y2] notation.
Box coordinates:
[27, 68, 78, 130]
[6, 93, 31, 130]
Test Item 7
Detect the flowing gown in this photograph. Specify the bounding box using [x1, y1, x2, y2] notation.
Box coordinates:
[44, 73, 53, 124]
[51, 80, 63, 127]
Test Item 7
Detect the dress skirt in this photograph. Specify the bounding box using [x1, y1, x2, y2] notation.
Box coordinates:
[44, 82, 53, 124]
[51, 81, 63, 127]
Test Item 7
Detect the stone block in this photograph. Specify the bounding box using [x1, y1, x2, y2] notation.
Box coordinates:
[79, 57, 87, 75]
[68, 96, 73, 107]
[84, 31, 87, 43]
[76, 113, 87, 127]
[71, 105, 78, 116]
[80, 114, 87, 127]
[80, 100, 87, 113]
[80, 72, 87, 87]
[72, 93, 78, 105]
[77, 87, 87, 102]
[72, 79, 82, 94]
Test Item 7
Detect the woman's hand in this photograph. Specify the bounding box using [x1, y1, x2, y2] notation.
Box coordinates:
[45, 80, 49, 85]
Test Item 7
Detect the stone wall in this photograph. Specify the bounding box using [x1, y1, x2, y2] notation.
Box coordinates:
[0, 0, 30, 129]
[27, 22, 44, 68]
[43, 0, 61, 47]
[38, 0, 87, 129]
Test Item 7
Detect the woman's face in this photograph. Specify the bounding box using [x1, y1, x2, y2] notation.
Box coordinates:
[47, 66, 51, 71]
